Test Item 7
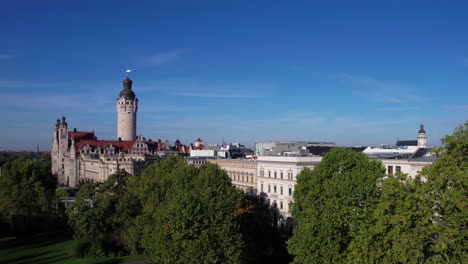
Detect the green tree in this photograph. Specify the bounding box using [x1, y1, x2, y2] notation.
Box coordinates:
[125, 155, 245, 263]
[287, 147, 385, 264]
[0, 159, 56, 234]
[149, 163, 245, 264]
[125, 155, 188, 254]
[419, 122, 467, 262]
[347, 122, 467, 263]
[67, 170, 138, 256]
[347, 173, 434, 263]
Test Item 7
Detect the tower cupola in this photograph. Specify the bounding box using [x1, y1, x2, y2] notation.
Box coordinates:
[417, 123, 427, 148]
[116, 72, 138, 141]
[419, 124, 425, 133]
[119, 77, 136, 100]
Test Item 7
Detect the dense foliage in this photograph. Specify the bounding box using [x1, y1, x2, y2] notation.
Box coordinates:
[0, 159, 56, 234]
[348, 123, 467, 263]
[68, 155, 282, 263]
[67, 171, 139, 257]
[287, 147, 386, 263]
[288, 123, 467, 263]
[125, 155, 246, 263]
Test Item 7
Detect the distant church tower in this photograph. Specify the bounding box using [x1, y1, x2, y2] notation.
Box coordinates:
[417, 124, 427, 148]
[117, 75, 138, 141]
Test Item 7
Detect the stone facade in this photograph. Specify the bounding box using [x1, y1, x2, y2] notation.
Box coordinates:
[209, 159, 257, 195]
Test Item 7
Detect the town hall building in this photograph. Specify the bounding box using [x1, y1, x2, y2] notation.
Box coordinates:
[51, 75, 197, 187]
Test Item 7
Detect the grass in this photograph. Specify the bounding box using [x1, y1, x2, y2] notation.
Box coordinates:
[0, 231, 148, 264]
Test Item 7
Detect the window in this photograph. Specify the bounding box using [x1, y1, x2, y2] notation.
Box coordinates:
[268, 171, 271, 177]
[260, 170, 264, 177]
[261, 184, 263, 192]
[268, 185, 271, 193]
[289, 187, 292, 196]
[396, 166, 401, 173]
[280, 172, 283, 179]
[388, 166, 393, 175]
[280, 186, 283, 195]
[274, 185, 277, 193]
[280, 201, 283, 209]
[274, 172, 277, 178]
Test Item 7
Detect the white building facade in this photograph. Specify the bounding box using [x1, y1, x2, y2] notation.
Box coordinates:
[256, 156, 322, 217]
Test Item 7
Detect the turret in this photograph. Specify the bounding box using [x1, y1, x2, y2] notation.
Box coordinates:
[116, 74, 138, 141]
[52, 116, 69, 184]
[417, 124, 427, 148]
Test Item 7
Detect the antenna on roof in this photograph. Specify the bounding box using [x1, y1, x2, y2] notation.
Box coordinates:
[125, 68, 132, 78]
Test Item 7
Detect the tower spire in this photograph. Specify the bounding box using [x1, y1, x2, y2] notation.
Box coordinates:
[117, 71, 138, 141]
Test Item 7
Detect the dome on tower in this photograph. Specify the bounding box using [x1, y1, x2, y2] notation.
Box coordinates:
[61, 116, 67, 126]
[119, 77, 136, 99]
[419, 124, 426, 133]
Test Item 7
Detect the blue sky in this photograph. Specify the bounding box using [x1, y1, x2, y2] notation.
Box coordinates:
[0, 0, 467, 150]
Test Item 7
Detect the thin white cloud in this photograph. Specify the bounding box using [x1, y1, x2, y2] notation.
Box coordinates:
[446, 105, 468, 111]
[0, 79, 55, 89]
[332, 117, 416, 129]
[338, 73, 426, 104]
[143, 50, 184, 66]
[0, 55, 12, 61]
[176, 92, 263, 99]
[377, 106, 419, 111]
[0, 92, 113, 113]
[462, 58, 468, 67]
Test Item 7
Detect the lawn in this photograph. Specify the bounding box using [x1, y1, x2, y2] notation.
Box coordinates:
[0, 231, 148, 264]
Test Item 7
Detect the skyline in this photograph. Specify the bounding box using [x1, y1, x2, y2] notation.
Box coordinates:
[1, 1, 467, 150]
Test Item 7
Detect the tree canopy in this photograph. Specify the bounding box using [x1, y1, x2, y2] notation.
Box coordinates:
[287, 147, 385, 264]
[126, 155, 246, 264]
[344, 122, 467, 263]
[67, 170, 138, 257]
[0, 159, 56, 234]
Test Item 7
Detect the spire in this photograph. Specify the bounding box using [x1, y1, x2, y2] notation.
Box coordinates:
[419, 124, 426, 133]
[60, 116, 67, 126]
[119, 75, 136, 99]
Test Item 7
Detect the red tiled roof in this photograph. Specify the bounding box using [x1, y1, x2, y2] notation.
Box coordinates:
[196, 138, 203, 142]
[146, 141, 160, 152]
[197, 144, 205, 150]
[75, 140, 135, 154]
[185, 146, 191, 153]
[69, 131, 95, 141]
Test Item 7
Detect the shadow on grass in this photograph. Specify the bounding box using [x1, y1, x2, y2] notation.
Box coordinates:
[13, 252, 69, 264]
[0, 230, 72, 251]
[0, 230, 73, 264]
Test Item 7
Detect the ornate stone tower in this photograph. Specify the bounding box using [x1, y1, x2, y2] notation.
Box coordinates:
[417, 123, 427, 148]
[52, 116, 69, 184]
[117, 75, 138, 141]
